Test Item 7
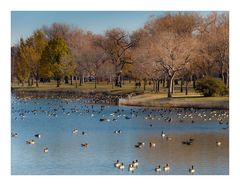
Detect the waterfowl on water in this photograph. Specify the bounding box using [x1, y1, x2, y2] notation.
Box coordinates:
[163, 164, 170, 172]
[34, 134, 41, 138]
[81, 131, 87, 135]
[119, 163, 125, 170]
[44, 147, 49, 153]
[155, 165, 161, 172]
[26, 139, 35, 145]
[133, 160, 139, 168]
[161, 131, 166, 138]
[135, 142, 145, 148]
[149, 142, 156, 148]
[128, 164, 135, 172]
[114, 160, 121, 168]
[189, 165, 195, 174]
[81, 143, 88, 148]
[216, 141, 222, 147]
[72, 128, 78, 134]
[11, 132, 18, 138]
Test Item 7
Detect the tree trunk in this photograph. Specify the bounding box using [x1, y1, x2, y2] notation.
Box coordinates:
[180, 79, 183, 93]
[163, 78, 165, 87]
[21, 80, 24, 87]
[157, 80, 160, 92]
[95, 76, 97, 89]
[143, 79, 146, 91]
[75, 76, 78, 88]
[71, 76, 73, 85]
[168, 77, 174, 98]
[36, 78, 39, 87]
[171, 79, 174, 94]
[28, 79, 31, 86]
[57, 78, 61, 87]
[185, 80, 189, 95]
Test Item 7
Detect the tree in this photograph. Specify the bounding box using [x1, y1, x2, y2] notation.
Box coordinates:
[40, 37, 72, 87]
[26, 30, 47, 87]
[15, 39, 31, 86]
[95, 28, 135, 87]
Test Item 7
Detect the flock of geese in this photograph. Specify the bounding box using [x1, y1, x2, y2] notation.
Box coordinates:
[11, 97, 228, 174]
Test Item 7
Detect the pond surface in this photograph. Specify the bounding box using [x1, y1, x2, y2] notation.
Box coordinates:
[11, 96, 229, 175]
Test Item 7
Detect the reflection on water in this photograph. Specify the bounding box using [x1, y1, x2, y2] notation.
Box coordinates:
[11, 96, 229, 175]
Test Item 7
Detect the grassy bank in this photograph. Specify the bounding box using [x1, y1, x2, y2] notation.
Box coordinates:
[119, 93, 229, 109]
[11, 81, 229, 109]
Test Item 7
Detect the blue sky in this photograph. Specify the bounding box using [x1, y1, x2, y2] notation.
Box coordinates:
[11, 11, 211, 45]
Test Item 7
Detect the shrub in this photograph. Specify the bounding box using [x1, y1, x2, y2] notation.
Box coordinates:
[196, 76, 228, 97]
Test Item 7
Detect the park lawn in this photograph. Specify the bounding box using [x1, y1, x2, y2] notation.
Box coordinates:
[11, 81, 229, 109]
[119, 93, 229, 109]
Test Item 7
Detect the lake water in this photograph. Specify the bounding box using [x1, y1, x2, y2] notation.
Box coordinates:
[11, 95, 229, 175]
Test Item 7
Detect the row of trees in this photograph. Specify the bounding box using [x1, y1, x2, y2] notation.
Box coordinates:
[11, 12, 229, 97]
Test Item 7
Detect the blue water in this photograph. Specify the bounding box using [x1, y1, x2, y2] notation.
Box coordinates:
[11, 96, 229, 175]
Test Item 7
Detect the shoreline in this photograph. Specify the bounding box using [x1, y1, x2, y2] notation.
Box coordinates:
[11, 88, 229, 110]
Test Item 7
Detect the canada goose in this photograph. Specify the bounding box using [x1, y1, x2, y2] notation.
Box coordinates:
[72, 128, 78, 134]
[163, 164, 170, 172]
[114, 160, 121, 168]
[11, 132, 18, 138]
[128, 164, 135, 172]
[34, 134, 41, 138]
[44, 147, 48, 153]
[189, 165, 195, 174]
[161, 131, 166, 138]
[81, 143, 88, 148]
[216, 141, 221, 147]
[166, 137, 172, 141]
[26, 139, 35, 145]
[133, 160, 139, 168]
[149, 142, 156, 148]
[155, 165, 161, 172]
[119, 163, 125, 170]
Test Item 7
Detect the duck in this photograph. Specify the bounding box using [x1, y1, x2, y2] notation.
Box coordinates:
[133, 160, 139, 168]
[163, 163, 170, 172]
[135, 142, 145, 148]
[166, 137, 172, 141]
[26, 139, 35, 145]
[149, 142, 156, 148]
[11, 132, 18, 138]
[128, 164, 135, 172]
[81, 131, 87, 135]
[72, 128, 78, 134]
[216, 141, 221, 147]
[43, 147, 49, 153]
[155, 165, 161, 172]
[81, 143, 88, 148]
[114, 160, 121, 168]
[119, 163, 125, 170]
[34, 134, 41, 138]
[189, 165, 195, 174]
[161, 131, 166, 138]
